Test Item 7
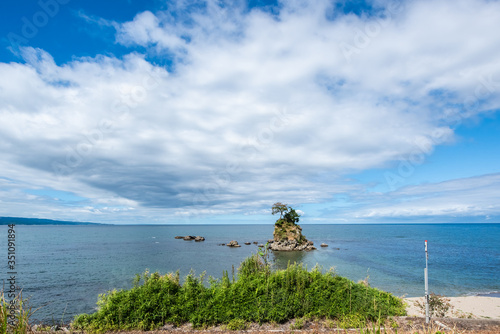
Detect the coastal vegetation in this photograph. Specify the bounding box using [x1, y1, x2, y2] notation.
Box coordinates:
[72, 253, 406, 332]
[414, 293, 452, 318]
[272, 202, 301, 226]
[0, 290, 32, 334]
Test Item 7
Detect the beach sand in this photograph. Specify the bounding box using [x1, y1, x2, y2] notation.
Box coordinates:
[405, 296, 500, 319]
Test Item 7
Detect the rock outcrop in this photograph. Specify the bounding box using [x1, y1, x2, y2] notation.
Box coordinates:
[270, 239, 316, 251]
[269, 220, 315, 251]
[175, 235, 205, 241]
[226, 240, 241, 247]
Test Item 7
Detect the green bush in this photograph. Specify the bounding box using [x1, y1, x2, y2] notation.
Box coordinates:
[290, 317, 305, 329]
[414, 293, 452, 318]
[226, 318, 248, 330]
[72, 254, 406, 332]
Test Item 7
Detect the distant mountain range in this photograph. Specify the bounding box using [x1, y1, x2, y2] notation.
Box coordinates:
[0, 217, 103, 225]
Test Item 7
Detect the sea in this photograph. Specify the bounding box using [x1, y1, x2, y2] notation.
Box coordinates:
[1, 223, 499, 323]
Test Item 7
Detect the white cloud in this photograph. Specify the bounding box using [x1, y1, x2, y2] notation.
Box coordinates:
[0, 0, 499, 223]
[349, 173, 500, 220]
[116, 11, 187, 51]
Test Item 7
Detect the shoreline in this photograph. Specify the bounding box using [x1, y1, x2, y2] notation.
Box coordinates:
[477, 292, 500, 298]
[405, 296, 500, 320]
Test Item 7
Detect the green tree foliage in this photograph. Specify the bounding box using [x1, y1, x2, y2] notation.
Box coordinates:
[271, 202, 288, 219]
[272, 203, 300, 225]
[283, 208, 300, 224]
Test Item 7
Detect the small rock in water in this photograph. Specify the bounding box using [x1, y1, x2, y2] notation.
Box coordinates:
[194, 236, 205, 242]
[174, 236, 184, 239]
[320, 243, 328, 247]
[244, 242, 251, 245]
[227, 240, 241, 247]
[253, 241, 258, 244]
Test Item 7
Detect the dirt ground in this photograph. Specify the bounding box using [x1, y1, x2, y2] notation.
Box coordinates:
[51, 317, 500, 334]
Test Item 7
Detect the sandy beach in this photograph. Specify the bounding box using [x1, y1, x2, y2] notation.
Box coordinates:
[405, 296, 500, 319]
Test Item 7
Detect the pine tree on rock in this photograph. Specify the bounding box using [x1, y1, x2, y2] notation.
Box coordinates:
[270, 203, 315, 251]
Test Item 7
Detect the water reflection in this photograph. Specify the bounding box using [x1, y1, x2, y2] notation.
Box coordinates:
[271, 250, 313, 269]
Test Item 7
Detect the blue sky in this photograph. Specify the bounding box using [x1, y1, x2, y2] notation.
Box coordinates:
[0, 0, 499, 224]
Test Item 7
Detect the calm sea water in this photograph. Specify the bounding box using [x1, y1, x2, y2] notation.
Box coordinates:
[1, 223, 499, 323]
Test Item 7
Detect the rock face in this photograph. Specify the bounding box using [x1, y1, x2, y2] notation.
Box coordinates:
[269, 221, 315, 251]
[270, 239, 316, 251]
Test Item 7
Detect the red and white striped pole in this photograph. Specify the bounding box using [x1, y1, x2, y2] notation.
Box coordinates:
[425, 240, 430, 323]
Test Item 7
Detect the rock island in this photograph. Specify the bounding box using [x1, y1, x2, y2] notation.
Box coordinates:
[268, 202, 316, 251]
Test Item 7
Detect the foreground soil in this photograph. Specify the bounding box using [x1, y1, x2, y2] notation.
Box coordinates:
[45, 317, 500, 334]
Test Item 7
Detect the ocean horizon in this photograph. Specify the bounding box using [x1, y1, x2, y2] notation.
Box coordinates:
[2, 223, 499, 323]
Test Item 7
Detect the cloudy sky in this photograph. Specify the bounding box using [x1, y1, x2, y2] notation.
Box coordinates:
[0, 0, 499, 224]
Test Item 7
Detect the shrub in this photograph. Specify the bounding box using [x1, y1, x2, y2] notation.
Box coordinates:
[414, 293, 452, 318]
[226, 318, 248, 330]
[290, 317, 305, 329]
[72, 256, 406, 332]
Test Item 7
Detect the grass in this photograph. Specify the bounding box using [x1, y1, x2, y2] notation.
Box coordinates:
[72, 254, 406, 333]
[1, 290, 33, 334]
